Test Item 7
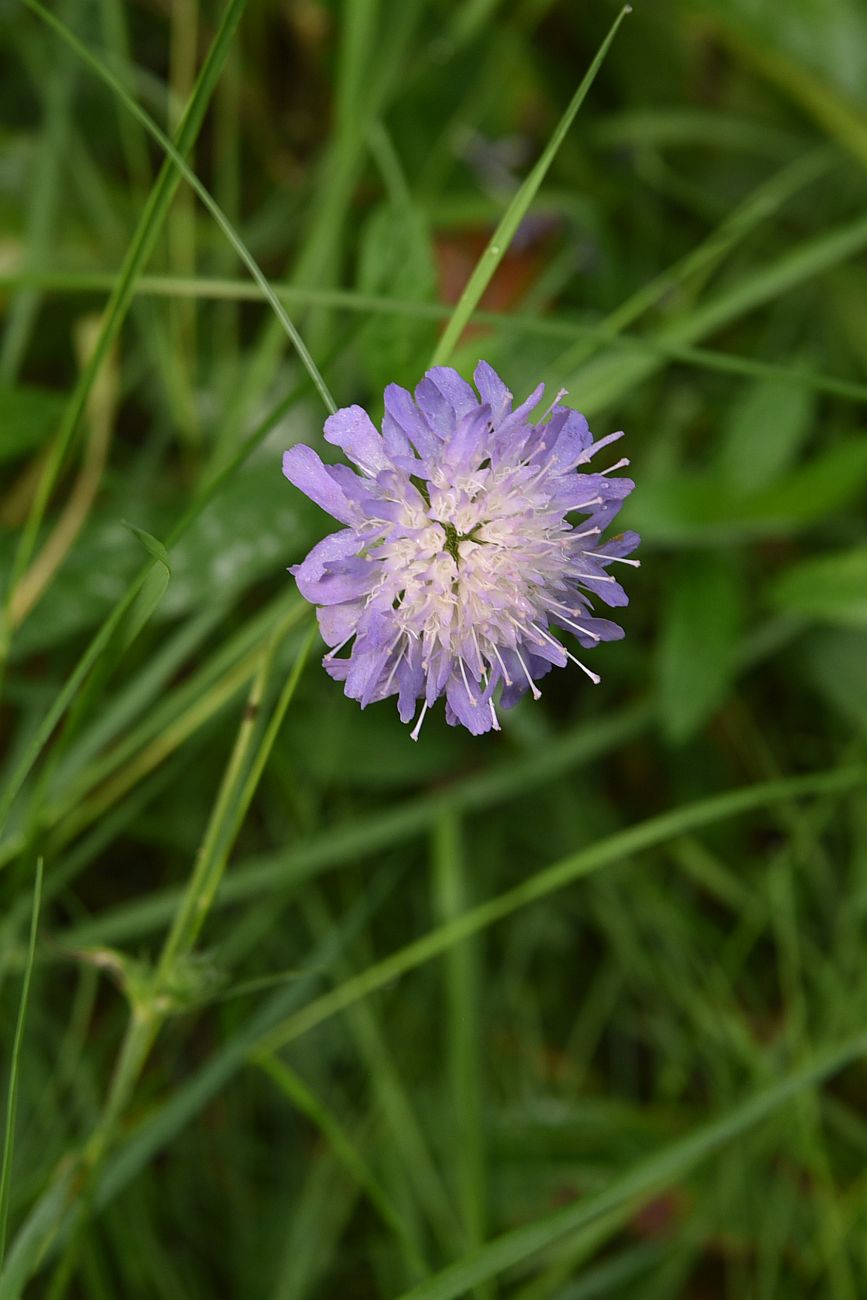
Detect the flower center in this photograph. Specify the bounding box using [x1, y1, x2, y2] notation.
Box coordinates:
[442, 520, 482, 564]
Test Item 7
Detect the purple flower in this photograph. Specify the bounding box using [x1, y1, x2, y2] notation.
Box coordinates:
[283, 362, 638, 740]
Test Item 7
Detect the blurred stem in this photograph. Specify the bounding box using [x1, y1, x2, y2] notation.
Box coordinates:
[1, 0, 249, 687]
[0, 859, 43, 1268]
[168, 0, 201, 446]
[157, 617, 315, 978]
[9, 316, 118, 631]
[213, 42, 241, 392]
[432, 812, 491, 1297]
[429, 6, 630, 367]
[98, 0, 152, 191]
[0, 4, 81, 384]
[726, 701, 858, 1299]
[548, 147, 833, 379]
[38, 618, 315, 1296]
[2, 267, 867, 404]
[257, 1053, 428, 1280]
[713, 14, 867, 173]
[257, 764, 867, 1057]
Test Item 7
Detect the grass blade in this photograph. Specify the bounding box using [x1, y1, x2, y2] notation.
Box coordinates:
[256, 764, 867, 1054]
[2, 0, 249, 646]
[59, 703, 651, 948]
[3, 270, 867, 404]
[432, 813, 488, 1283]
[0, 859, 44, 1267]
[392, 1031, 867, 1300]
[429, 4, 632, 366]
[22, 0, 335, 417]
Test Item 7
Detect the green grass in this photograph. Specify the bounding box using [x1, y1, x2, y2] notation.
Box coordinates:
[2, 0, 867, 1296]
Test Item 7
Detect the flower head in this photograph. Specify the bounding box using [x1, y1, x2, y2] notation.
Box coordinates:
[283, 362, 638, 739]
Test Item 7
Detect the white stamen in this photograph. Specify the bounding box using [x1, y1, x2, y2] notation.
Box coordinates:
[382, 641, 407, 693]
[514, 649, 542, 700]
[598, 457, 630, 476]
[562, 526, 601, 542]
[542, 387, 569, 420]
[592, 553, 641, 567]
[564, 649, 601, 684]
[527, 622, 567, 657]
[410, 701, 429, 742]
[459, 658, 478, 704]
[556, 613, 600, 640]
[490, 642, 512, 686]
[324, 633, 355, 660]
[489, 698, 501, 731]
[577, 430, 624, 463]
[571, 570, 616, 583]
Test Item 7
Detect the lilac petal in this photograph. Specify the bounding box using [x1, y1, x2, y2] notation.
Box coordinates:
[523, 632, 568, 667]
[552, 473, 634, 517]
[441, 405, 490, 472]
[596, 529, 641, 559]
[291, 534, 372, 605]
[317, 600, 363, 648]
[324, 404, 392, 476]
[491, 382, 545, 456]
[414, 366, 482, 442]
[579, 429, 624, 464]
[344, 644, 393, 707]
[396, 645, 425, 722]
[424, 646, 453, 706]
[282, 445, 358, 524]
[552, 612, 624, 647]
[497, 649, 554, 709]
[414, 375, 458, 437]
[584, 496, 631, 533]
[571, 572, 629, 608]
[323, 655, 350, 682]
[544, 409, 593, 471]
[473, 360, 513, 425]
[445, 672, 493, 735]
[383, 383, 439, 460]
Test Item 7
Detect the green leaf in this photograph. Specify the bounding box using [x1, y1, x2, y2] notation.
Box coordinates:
[773, 547, 867, 628]
[119, 524, 171, 651]
[357, 202, 437, 390]
[121, 521, 171, 573]
[749, 437, 867, 528]
[658, 554, 742, 742]
[802, 627, 867, 733]
[626, 438, 867, 544]
[717, 374, 815, 492]
[0, 384, 65, 462]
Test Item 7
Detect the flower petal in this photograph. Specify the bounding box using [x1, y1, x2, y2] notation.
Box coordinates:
[445, 671, 493, 735]
[419, 366, 479, 435]
[323, 404, 392, 476]
[317, 601, 363, 648]
[282, 445, 358, 524]
[290, 531, 372, 604]
[383, 383, 439, 460]
[473, 360, 513, 425]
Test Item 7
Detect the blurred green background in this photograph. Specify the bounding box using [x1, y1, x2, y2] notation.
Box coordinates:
[2, 0, 867, 1295]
